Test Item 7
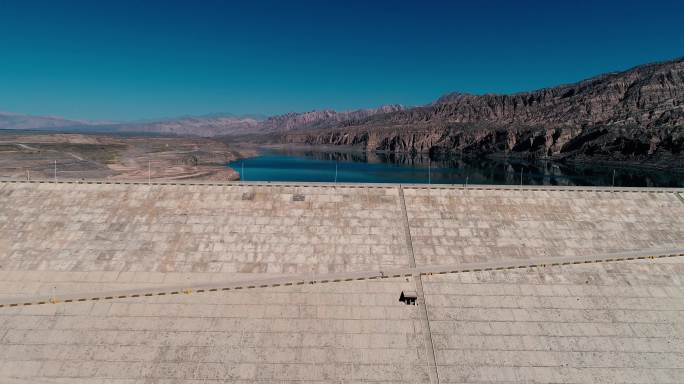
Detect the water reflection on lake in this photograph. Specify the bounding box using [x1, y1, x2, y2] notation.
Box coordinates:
[227, 148, 684, 187]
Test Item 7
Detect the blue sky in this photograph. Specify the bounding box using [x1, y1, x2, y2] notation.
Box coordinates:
[0, 0, 682, 121]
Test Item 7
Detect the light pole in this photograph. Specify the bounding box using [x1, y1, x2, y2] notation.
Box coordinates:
[148, 160, 151, 185]
[54, 160, 57, 181]
[428, 160, 431, 185]
[520, 168, 523, 186]
[334, 160, 338, 183]
[612, 169, 616, 189]
[241, 161, 245, 182]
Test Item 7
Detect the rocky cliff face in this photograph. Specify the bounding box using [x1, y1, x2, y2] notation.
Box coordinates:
[284, 58, 684, 167]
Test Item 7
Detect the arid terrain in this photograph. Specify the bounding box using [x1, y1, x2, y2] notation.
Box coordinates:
[0, 131, 254, 181]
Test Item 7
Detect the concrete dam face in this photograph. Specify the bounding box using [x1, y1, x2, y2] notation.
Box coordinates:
[1, 180, 683, 383]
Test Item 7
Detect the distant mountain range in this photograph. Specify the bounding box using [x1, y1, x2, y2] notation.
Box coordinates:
[0, 112, 102, 131]
[2, 57, 682, 167]
[111, 105, 406, 136]
[0, 105, 405, 136]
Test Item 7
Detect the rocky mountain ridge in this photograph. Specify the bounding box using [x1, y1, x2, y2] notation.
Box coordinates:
[118, 104, 405, 136]
[284, 57, 684, 168]
[256, 104, 404, 133]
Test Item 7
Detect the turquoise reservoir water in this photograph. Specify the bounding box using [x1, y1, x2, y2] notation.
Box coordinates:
[228, 148, 684, 187]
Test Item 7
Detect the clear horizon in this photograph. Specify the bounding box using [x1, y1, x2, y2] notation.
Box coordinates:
[1, 0, 683, 121]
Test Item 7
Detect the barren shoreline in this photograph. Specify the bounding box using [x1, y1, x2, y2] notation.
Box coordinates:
[0, 131, 255, 182]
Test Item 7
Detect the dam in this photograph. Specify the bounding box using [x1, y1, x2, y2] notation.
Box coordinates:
[1, 180, 683, 383]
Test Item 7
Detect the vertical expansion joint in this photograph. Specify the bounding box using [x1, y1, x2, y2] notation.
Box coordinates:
[398, 186, 417, 269]
[398, 185, 440, 383]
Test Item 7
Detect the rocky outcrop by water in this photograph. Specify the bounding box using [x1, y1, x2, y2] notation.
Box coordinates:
[284, 58, 684, 168]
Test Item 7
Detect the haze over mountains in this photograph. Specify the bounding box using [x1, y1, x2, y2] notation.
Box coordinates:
[0, 105, 406, 136]
[2, 57, 683, 166]
[0, 111, 100, 131]
[111, 104, 406, 136]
